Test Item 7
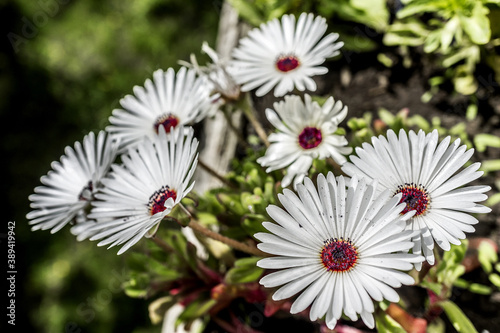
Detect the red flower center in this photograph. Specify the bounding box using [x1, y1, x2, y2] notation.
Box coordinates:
[148, 186, 177, 215]
[395, 183, 429, 216]
[298, 127, 322, 149]
[276, 55, 300, 72]
[154, 114, 179, 133]
[321, 238, 358, 272]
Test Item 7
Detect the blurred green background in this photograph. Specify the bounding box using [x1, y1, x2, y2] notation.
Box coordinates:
[1, 0, 220, 331]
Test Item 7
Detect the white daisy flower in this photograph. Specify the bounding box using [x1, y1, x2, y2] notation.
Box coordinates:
[230, 13, 343, 97]
[256, 173, 423, 329]
[27, 131, 119, 233]
[341, 129, 491, 268]
[257, 94, 352, 188]
[182, 42, 241, 102]
[74, 126, 198, 255]
[107, 67, 217, 151]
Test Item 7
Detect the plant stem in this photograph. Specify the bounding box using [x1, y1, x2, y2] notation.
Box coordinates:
[198, 159, 237, 189]
[415, 261, 433, 285]
[150, 225, 212, 284]
[433, 246, 441, 266]
[149, 234, 175, 253]
[239, 93, 270, 147]
[326, 157, 345, 175]
[178, 205, 267, 258]
[187, 219, 267, 257]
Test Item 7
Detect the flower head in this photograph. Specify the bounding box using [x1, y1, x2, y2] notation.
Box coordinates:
[27, 131, 119, 233]
[341, 129, 491, 268]
[107, 67, 217, 151]
[257, 94, 351, 188]
[73, 126, 198, 254]
[256, 173, 423, 329]
[182, 42, 241, 103]
[230, 13, 343, 97]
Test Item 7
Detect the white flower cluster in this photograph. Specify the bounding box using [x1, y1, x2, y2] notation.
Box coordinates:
[27, 12, 491, 331]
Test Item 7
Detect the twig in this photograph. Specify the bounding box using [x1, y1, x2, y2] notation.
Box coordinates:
[198, 159, 237, 189]
[326, 157, 345, 175]
[239, 93, 270, 147]
[188, 219, 267, 257]
[149, 234, 175, 253]
[177, 205, 267, 258]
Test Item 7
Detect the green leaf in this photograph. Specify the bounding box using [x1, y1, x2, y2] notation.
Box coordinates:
[479, 160, 500, 173]
[408, 115, 431, 131]
[442, 45, 480, 68]
[227, 0, 264, 26]
[124, 287, 148, 298]
[468, 283, 492, 295]
[442, 265, 466, 287]
[453, 278, 469, 289]
[439, 300, 478, 333]
[263, 177, 276, 204]
[241, 192, 264, 214]
[443, 240, 468, 264]
[459, 4, 491, 45]
[487, 193, 500, 207]
[429, 76, 445, 87]
[347, 117, 368, 131]
[489, 273, 500, 288]
[350, 0, 389, 31]
[374, 309, 407, 333]
[123, 272, 150, 298]
[453, 72, 477, 95]
[216, 193, 246, 216]
[225, 257, 264, 284]
[426, 317, 446, 333]
[420, 280, 443, 295]
[449, 122, 466, 137]
[168, 231, 198, 272]
[397, 3, 443, 19]
[474, 134, 500, 152]
[478, 241, 498, 273]
[383, 20, 428, 47]
[440, 16, 460, 53]
[197, 212, 219, 226]
[179, 298, 217, 321]
[378, 108, 395, 126]
[245, 168, 263, 188]
[466, 104, 478, 121]
[377, 53, 394, 67]
[421, 91, 434, 103]
[241, 214, 268, 237]
[337, 33, 379, 52]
